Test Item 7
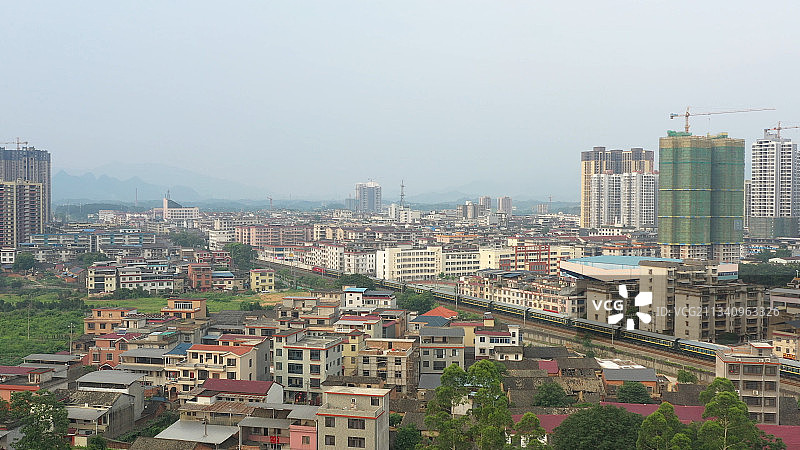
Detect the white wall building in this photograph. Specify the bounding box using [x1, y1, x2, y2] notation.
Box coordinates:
[589, 172, 657, 229]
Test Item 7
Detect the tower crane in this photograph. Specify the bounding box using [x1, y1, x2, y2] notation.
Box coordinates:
[0, 138, 28, 150]
[764, 121, 800, 139]
[669, 107, 775, 133]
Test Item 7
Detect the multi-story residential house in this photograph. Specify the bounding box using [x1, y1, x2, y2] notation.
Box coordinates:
[84, 307, 137, 336]
[357, 338, 418, 394]
[419, 327, 465, 375]
[77, 370, 145, 419]
[334, 315, 383, 339]
[118, 347, 172, 387]
[86, 263, 119, 295]
[716, 342, 781, 424]
[250, 268, 276, 292]
[377, 245, 481, 282]
[458, 270, 585, 316]
[772, 329, 799, 360]
[187, 263, 212, 291]
[88, 332, 144, 369]
[117, 266, 181, 294]
[165, 344, 259, 401]
[342, 330, 366, 376]
[235, 224, 311, 248]
[343, 287, 397, 309]
[160, 297, 208, 321]
[272, 329, 343, 405]
[317, 386, 391, 450]
[475, 324, 521, 360]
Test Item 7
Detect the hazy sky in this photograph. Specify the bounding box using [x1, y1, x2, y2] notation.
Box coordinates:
[4, 1, 800, 201]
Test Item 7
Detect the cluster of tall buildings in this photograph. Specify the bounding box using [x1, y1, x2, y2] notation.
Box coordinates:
[580, 147, 656, 229]
[580, 128, 800, 262]
[0, 144, 51, 247]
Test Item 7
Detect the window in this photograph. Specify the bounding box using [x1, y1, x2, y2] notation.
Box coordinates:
[422, 349, 429, 356]
[302, 436, 310, 445]
[227, 358, 236, 367]
[765, 366, 777, 376]
[348, 437, 366, 448]
[351, 345, 356, 351]
[87, 323, 95, 329]
[325, 416, 335, 427]
[452, 349, 458, 356]
[433, 361, 446, 371]
[276, 349, 282, 356]
[348, 418, 366, 429]
[92, 353, 100, 362]
[227, 372, 236, 379]
[727, 364, 740, 375]
[288, 349, 303, 360]
[363, 370, 370, 377]
[362, 356, 370, 364]
[276, 362, 282, 370]
[310, 349, 321, 360]
[743, 365, 763, 375]
[371, 397, 380, 406]
[325, 435, 336, 445]
[106, 353, 113, 361]
[310, 364, 320, 374]
[310, 378, 320, 388]
[422, 361, 429, 367]
[394, 358, 401, 365]
[288, 363, 303, 374]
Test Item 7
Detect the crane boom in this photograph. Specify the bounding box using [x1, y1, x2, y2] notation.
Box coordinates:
[764, 121, 800, 139]
[669, 107, 775, 133]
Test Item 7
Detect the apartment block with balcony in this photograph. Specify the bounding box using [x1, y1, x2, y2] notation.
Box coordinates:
[84, 307, 138, 336]
[165, 344, 258, 401]
[475, 324, 521, 359]
[357, 338, 418, 394]
[160, 297, 207, 320]
[187, 263, 212, 291]
[343, 287, 397, 309]
[715, 342, 781, 424]
[250, 268, 276, 293]
[88, 332, 144, 369]
[272, 329, 343, 405]
[419, 327, 465, 375]
[317, 386, 391, 450]
[334, 315, 383, 339]
[86, 263, 119, 295]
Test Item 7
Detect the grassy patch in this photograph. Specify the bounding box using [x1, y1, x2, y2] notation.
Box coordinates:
[0, 309, 84, 365]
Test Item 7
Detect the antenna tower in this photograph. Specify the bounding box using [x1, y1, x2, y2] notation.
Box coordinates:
[400, 180, 406, 207]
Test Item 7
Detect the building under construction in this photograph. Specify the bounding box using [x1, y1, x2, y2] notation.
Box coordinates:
[658, 131, 744, 262]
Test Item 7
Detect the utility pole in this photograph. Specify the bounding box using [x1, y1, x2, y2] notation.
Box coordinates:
[68, 323, 75, 355]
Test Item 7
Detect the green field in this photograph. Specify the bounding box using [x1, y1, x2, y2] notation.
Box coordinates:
[0, 309, 84, 365]
[85, 290, 307, 313]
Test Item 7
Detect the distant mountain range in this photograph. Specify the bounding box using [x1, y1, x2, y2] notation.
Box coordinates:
[53, 164, 578, 212]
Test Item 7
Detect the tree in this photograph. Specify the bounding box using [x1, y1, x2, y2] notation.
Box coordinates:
[397, 291, 435, 314]
[10, 390, 69, 450]
[169, 231, 205, 248]
[532, 381, 573, 407]
[224, 242, 255, 272]
[424, 364, 471, 449]
[676, 369, 698, 384]
[78, 252, 107, 267]
[699, 391, 759, 450]
[395, 424, 422, 450]
[698, 377, 736, 405]
[514, 412, 546, 448]
[551, 405, 643, 450]
[617, 381, 652, 404]
[636, 402, 685, 450]
[336, 274, 375, 290]
[87, 435, 107, 450]
[12, 252, 35, 272]
[389, 412, 403, 427]
[468, 360, 512, 450]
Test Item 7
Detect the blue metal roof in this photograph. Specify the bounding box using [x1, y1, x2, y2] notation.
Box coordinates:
[344, 287, 369, 293]
[164, 342, 193, 355]
[565, 255, 681, 269]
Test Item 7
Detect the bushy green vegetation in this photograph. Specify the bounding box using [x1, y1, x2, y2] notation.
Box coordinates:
[751, 248, 791, 263]
[532, 381, 574, 407]
[397, 291, 435, 314]
[117, 412, 179, 442]
[169, 231, 206, 248]
[336, 273, 375, 289]
[224, 242, 255, 271]
[739, 263, 800, 287]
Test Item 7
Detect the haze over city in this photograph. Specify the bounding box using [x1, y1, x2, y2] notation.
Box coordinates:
[5, 1, 800, 201]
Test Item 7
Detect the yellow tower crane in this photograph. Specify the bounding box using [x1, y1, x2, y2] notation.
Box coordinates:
[764, 121, 800, 139]
[669, 107, 775, 133]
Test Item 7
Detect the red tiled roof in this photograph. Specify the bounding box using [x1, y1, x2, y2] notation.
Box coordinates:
[0, 366, 35, 375]
[201, 379, 276, 395]
[757, 425, 800, 448]
[513, 414, 568, 433]
[538, 360, 559, 375]
[421, 306, 458, 318]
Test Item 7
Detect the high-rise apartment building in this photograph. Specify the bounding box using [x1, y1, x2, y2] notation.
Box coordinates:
[658, 132, 744, 262]
[580, 147, 655, 227]
[355, 181, 382, 213]
[0, 145, 51, 221]
[749, 132, 800, 238]
[0, 181, 45, 247]
[589, 172, 657, 229]
[478, 196, 492, 211]
[497, 196, 512, 216]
